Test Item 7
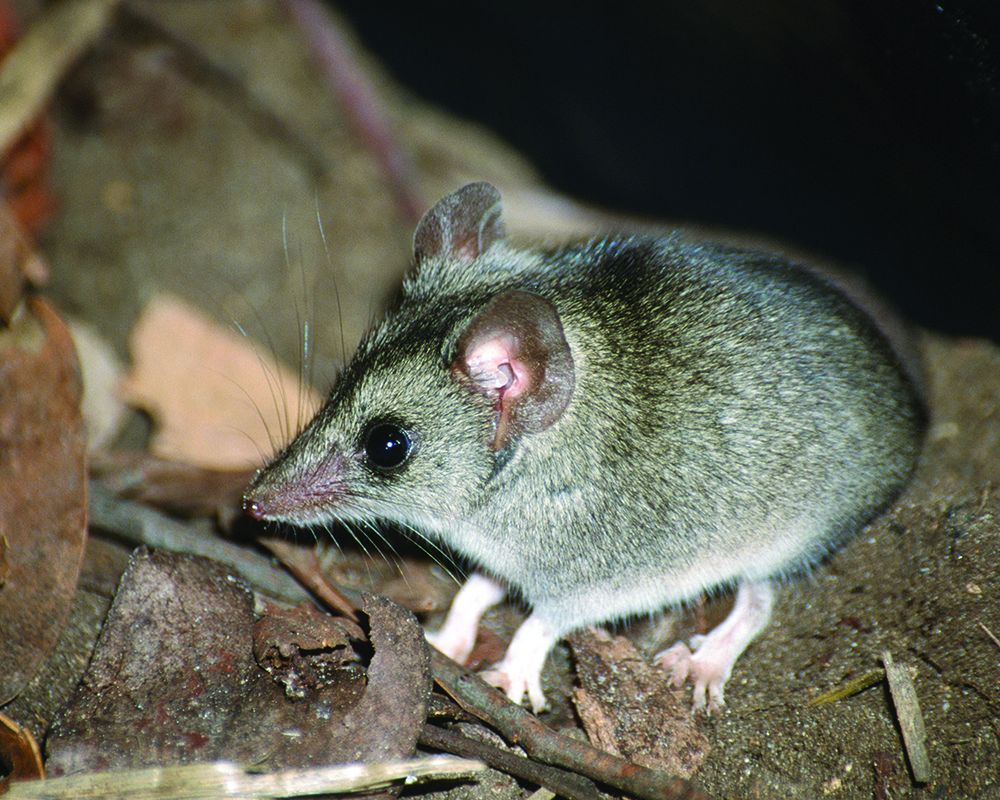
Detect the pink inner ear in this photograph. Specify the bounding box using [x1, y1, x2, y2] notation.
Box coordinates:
[465, 335, 531, 398]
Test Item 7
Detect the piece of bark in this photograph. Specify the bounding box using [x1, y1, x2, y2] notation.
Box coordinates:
[568, 628, 711, 779]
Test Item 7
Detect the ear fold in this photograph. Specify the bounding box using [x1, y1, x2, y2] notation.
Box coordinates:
[414, 183, 505, 265]
[453, 291, 575, 451]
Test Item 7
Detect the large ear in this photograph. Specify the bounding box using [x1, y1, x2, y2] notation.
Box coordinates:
[414, 183, 505, 266]
[453, 291, 575, 451]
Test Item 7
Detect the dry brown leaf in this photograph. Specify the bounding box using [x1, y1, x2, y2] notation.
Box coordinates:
[118, 292, 322, 470]
[46, 549, 431, 777]
[0, 296, 87, 706]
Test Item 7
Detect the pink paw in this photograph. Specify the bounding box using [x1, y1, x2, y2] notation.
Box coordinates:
[426, 573, 506, 665]
[656, 638, 729, 713]
[655, 581, 776, 713]
[479, 613, 558, 714]
[481, 659, 549, 714]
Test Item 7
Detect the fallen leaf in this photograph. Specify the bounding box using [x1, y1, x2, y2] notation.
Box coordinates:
[0, 711, 44, 792]
[46, 548, 431, 777]
[0, 296, 87, 706]
[118, 292, 322, 470]
[568, 628, 710, 779]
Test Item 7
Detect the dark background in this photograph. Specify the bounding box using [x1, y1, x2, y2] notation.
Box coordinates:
[335, 0, 1000, 342]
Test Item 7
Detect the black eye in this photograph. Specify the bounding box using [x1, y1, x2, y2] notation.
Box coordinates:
[364, 423, 412, 471]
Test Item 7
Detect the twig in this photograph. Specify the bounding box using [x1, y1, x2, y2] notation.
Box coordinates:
[429, 649, 712, 800]
[281, 0, 424, 221]
[807, 668, 885, 706]
[5, 756, 483, 799]
[882, 651, 931, 783]
[87, 481, 310, 605]
[979, 621, 1000, 651]
[420, 723, 601, 800]
[0, 0, 120, 153]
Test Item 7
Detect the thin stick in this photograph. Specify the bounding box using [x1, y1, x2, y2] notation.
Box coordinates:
[979, 622, 1000, 651]
[420, 723, 601, 800]
[88, 481, 310, 605]
[5, 755, 483, 799]
[429, 649, 713, 800]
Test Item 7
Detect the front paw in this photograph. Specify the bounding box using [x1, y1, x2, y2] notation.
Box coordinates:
[426, 573, 506, 665]
[478, 612, 558, 714]
[481, 661, 549, 714]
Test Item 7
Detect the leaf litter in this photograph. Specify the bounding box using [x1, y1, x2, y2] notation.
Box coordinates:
[117, 292, 322, 471]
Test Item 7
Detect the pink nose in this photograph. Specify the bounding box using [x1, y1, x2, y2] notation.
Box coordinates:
[243, 496, 268, 520]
